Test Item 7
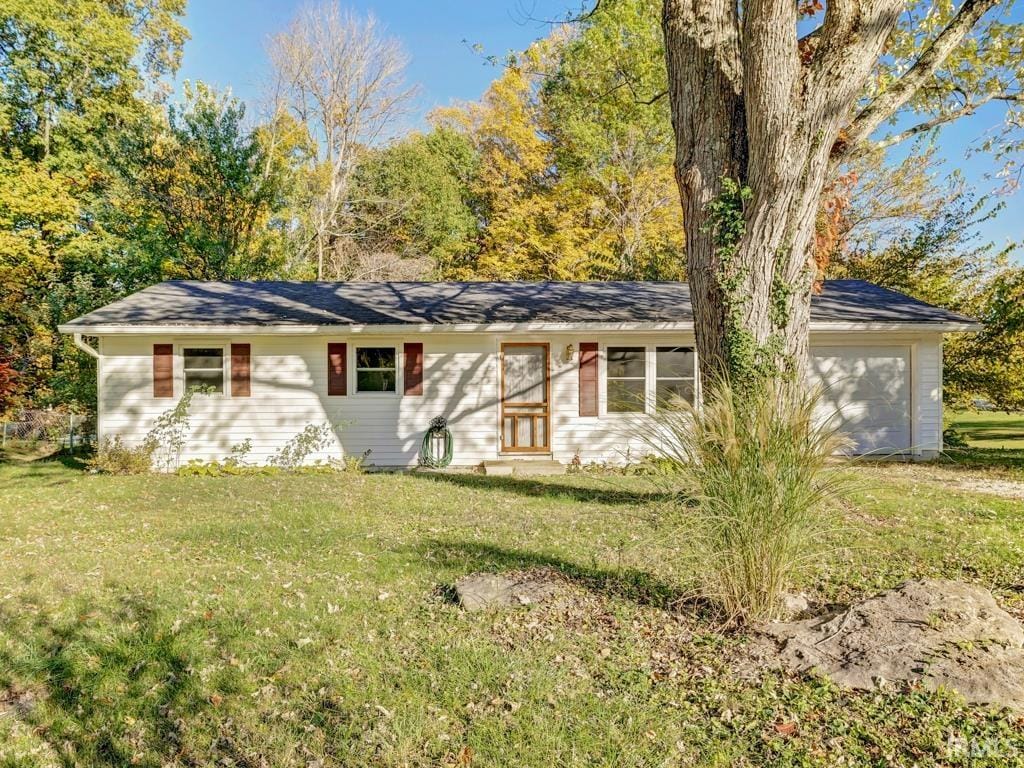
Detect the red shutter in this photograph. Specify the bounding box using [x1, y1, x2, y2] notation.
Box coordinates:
[579, 342, 598, 417]
[404, 342, 423, 396]
[327, 342, 347, 396]
[153, 344, 173, 398]
[231, 343, 251, 397]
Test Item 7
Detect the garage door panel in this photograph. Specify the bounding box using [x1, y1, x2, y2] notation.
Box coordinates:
[808, 346, 911, 455]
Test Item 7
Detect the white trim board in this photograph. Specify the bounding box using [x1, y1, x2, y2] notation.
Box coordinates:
[59, 320, 982, 336]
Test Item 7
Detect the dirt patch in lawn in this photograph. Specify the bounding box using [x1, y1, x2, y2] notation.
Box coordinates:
[452, 569, 1024, 712]
[0, 684, 45, 718]
[452, 567, 718, 685]
[951, 477, 1024, 500]
[864, 462, 1024, 500]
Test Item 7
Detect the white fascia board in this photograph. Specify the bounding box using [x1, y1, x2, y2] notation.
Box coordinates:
[58, 321, 694, 335]
[59, 319, 981, 335]
[813, 321, 982, 333]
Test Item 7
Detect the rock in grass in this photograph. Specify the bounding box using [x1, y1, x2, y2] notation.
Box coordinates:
[780, 592, 811, 617]
[454, 572, 558, 611]
[750, 579, 1024, 711]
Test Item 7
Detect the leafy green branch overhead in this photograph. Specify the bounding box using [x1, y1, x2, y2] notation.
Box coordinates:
[1, 0, 1022, 414]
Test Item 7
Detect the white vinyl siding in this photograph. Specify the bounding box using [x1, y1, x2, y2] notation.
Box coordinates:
[95, 331, 946, 468]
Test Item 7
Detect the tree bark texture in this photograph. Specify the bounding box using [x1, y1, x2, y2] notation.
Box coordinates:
[662, 0, 906, 385]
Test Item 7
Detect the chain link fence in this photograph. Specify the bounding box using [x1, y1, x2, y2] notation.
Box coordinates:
[1, 410, 95, 451]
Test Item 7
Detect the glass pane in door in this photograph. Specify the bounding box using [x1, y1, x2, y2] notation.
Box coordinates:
[501, 344, 549, 451]
[503, 346, 546, 404]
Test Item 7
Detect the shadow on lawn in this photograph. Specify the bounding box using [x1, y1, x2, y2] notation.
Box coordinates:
[418, 538, 692, 612]
[409, 470, 676, 506]
[0, 444, 89, 482]
[0, 592, 248, 767]
[939, 447, 1024, 472]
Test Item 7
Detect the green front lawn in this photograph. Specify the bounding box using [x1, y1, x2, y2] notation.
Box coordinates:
[950, 410, 1024, 450]
[1, 456, 1023, 766]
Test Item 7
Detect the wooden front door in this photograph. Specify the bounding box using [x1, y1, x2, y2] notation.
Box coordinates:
[500, 343, 550, 453]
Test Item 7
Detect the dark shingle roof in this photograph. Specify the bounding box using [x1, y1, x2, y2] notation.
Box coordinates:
[61, 280, 977, 330]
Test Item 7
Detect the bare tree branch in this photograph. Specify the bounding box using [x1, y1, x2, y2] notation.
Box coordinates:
[267, 3, 417, 280]
[512, 0, 602, 26]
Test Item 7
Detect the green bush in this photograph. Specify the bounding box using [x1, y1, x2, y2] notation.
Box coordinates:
[88, 436, 153, 475]
[642, 378, 852, 623]
[269, 423, 334, 469]
[942, 425, 970, 448]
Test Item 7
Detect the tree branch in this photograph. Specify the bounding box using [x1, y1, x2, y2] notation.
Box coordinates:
[873, 92, 1022, 150]
[513, 0, 602, 26]
[614, 64, 668, 105]
[634, 89, 667, 105]
[841, 0, 1001, 151]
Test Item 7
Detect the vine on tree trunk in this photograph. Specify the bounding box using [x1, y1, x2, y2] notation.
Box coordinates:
[704, 178, 797, 393]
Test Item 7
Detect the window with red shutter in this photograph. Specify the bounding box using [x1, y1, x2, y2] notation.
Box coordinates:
[578, 342, 598, 416]
[153, 344, 173, 398]
[231, 343, 251, 397]
[327, 343, 347, 395]
[404, 343, 423, 396]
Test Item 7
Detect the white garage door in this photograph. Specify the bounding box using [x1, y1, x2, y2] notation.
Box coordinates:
[808, 346, 912, 455]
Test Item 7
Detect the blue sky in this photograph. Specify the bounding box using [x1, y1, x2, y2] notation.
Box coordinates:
[177, 0, 1021, 250]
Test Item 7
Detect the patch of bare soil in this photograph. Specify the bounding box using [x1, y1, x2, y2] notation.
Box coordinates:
[952, 477, 1024, 500]
[0, 684, 44, 718]
[747, 579, 1024, 711]
[865, 462, 1024, 500]
[453, 568, 712, 685]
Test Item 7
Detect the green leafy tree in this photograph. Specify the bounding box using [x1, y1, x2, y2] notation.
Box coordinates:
[436, 43, 590, 280]
[349, 127, 479, 278]
[542, 0, 684, 279]
[830, 184, 1023, 410]
[438, 25, 683, 281]
[116, 82, 296, 280]
[0, 0, 188, 410]
[952, 269, 1024, 411]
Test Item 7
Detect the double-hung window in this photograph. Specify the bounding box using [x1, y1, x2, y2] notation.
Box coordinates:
[605, 344, 697, 414]
[183, 347, 225, 394]
[606, 347, 646, 413]
[655, 347, 696, 408]
[355, 347, 397, 392]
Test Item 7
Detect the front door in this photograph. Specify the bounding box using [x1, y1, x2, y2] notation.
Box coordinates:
[500, 343, 550, 453]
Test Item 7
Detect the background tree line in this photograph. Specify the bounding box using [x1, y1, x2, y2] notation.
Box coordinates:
[1, 0, 1021, 416]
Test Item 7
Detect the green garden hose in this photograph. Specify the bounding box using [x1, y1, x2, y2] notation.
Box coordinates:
[420, 416, 454, 468]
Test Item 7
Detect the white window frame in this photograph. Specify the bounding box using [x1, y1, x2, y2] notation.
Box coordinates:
[354, 345, 399, 395]
[654, 346, 697, 410]
[178, 342, 228, 398]
[605, 346, 648, 414]
[600, 342, 700, 416]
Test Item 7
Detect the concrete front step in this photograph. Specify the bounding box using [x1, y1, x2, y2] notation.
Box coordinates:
[483, 459, 566, 477]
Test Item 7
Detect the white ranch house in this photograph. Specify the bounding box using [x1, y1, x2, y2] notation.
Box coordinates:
[60, 280, 979, 468]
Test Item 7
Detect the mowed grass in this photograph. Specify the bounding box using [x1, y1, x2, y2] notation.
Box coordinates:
[1, 455, 1023, 766]
[951, 410, 1024, 450]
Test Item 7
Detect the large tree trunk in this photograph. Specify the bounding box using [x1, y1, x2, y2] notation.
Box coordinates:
[662, 0, 903, 388]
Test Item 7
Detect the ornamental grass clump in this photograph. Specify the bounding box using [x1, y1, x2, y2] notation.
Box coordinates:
[644, 378, 853, 623]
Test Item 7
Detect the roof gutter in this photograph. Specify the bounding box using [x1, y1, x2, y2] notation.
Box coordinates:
[58, 320, 983, 336]
[72, 332, 100, 358]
